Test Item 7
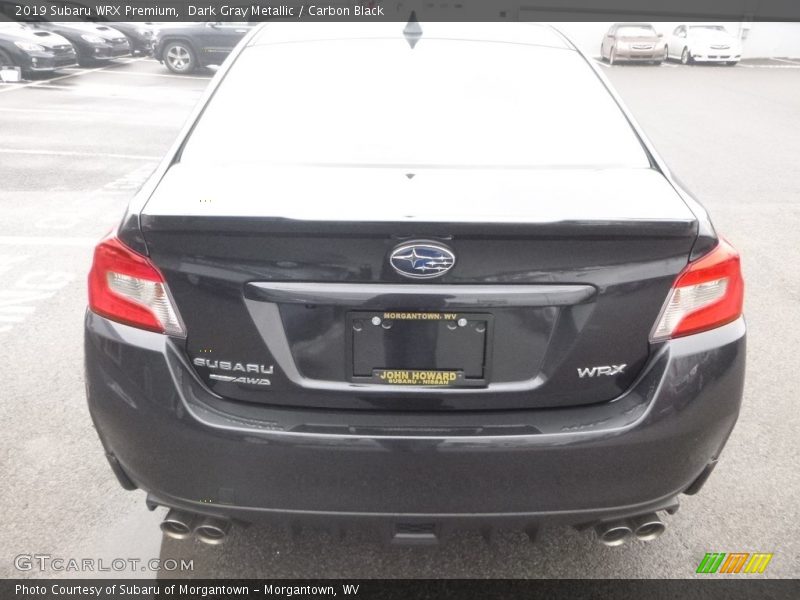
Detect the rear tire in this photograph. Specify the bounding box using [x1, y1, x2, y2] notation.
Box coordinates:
[163, 41, 196, 74]
[681, 47, 692, 65]
[609, 47, 617, 65]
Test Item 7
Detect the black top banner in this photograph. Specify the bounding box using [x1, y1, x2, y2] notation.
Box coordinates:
[2, 0, 800, 22]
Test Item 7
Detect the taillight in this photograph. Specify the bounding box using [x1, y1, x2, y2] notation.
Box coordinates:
[88, 235, 185, 336]
[650, 238, 743, 341]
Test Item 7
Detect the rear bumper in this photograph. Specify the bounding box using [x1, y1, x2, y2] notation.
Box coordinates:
[85, 313, 745, 526]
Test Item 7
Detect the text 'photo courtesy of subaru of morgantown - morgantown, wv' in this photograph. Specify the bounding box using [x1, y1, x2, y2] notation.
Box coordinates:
[83, 22, 746, 548]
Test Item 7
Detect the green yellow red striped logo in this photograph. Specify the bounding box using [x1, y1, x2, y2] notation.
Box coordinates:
[696, 552, 773, 574]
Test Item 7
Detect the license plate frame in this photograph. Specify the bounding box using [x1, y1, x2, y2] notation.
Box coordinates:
[347, 311, 493, 387]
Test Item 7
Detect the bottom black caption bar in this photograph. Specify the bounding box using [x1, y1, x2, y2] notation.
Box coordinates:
[3, 580, 799, 600]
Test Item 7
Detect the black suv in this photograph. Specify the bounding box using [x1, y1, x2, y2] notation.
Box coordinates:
[86, 23, 746, 548]
[153, 22, 253, 74]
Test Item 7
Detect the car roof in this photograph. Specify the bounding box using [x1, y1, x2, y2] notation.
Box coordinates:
[248, 22, 574, 51]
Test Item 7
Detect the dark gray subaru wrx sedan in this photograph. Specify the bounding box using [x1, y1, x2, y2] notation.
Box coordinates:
[84, 23, 745, 547]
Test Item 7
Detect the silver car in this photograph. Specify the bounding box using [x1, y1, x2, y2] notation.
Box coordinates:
[666, 25, 742, 66]
[601, 23, 666, 65]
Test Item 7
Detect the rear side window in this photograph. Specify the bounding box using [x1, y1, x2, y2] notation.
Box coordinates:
[181, 37, 650, 169]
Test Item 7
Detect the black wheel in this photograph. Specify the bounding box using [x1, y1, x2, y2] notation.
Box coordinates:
[726, 61, 738, 67]
[681, 47, 692, 65]
[163, 41, 196, 74]
[609, 46, 617, 65]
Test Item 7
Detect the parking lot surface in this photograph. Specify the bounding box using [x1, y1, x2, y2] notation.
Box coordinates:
[0, 57, 798, 579]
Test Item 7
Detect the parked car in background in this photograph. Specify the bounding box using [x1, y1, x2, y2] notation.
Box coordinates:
[667, 25, 742, 65]
[31, 22, 130, 66]
[102, 22, 157, 56]
[0, 21, 76, 74]
[153, 22, 254, 74]
[601, 23, 666, 65]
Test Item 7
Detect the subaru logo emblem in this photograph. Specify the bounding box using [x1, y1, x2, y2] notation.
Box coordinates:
[389, 242, 456, 279]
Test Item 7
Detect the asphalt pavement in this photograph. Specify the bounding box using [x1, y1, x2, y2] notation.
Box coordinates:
[0, 56, 798, 579]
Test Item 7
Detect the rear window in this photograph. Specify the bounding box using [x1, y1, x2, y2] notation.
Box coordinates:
[181, 37, 650, 169]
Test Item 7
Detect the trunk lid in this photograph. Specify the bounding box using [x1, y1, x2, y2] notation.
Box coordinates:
[140, 165, 696, 411]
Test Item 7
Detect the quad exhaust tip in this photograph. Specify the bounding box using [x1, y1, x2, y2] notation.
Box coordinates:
[164, 508, 663, 547]
[160, 509, 231, 545]
[594, 521, 634, 547]
[629, 513, 666, 541]
[194, 516, 231, 546]
[160, 509, 197, 540]
[594, 513, 665, 546]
